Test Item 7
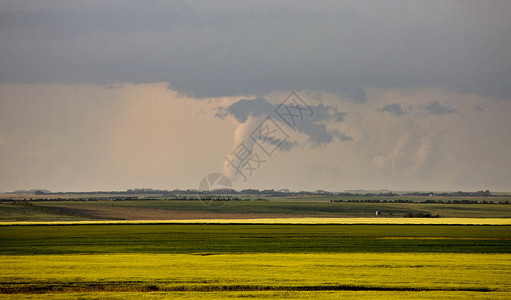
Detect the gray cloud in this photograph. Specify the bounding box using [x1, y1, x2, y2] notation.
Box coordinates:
[474, 105, 485, 112]
[1, 1, 510, 100]
[216, 98, 273, 123]
[252, 134, 297, 152]
[425, 101, 457, 115]
[381, 103, 405, 117]
[218, 97, 347, 147]
[332, 130, 353, 141]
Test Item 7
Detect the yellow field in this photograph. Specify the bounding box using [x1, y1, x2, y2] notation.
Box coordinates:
[1, 253, 510, 299]
[3, 291, 510, 300]
[2, 217, 511, 226]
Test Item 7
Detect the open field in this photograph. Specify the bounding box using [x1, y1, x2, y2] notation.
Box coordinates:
[1, 224, 510, 255]
[1, 253, 510, 299]
[1, 199, 511, 222]
[0, 224, 510, 299]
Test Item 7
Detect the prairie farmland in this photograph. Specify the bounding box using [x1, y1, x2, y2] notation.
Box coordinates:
[1, 195, 510, 298]
[1, 222, 510, 299]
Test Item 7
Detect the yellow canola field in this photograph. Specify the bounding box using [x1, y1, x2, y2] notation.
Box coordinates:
[1, 253, 510, 299]
[2, 217, 511, 226]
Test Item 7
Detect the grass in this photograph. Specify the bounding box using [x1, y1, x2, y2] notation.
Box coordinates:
[3, 200, 509, 221]
[1, 224, 510, 255]
[0, 203, 91, 222]
[54, 199, 511, 216]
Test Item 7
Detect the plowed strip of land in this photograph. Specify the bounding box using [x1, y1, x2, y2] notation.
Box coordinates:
[38, 204, 305, 220]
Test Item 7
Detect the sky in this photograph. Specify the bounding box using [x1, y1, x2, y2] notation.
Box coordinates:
[1, 1, 510, 192]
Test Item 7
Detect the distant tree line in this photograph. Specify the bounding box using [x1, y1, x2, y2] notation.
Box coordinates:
[332, 199, 414, 203]
[405, 190, 493, 197]
[11, 188, 510, 198]
[331, 199, 510, 204]
[403, 212, 440, 218]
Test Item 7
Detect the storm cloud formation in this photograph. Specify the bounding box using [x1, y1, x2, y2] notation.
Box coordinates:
[217, 97, 350, 147]
[1, 1, 511, 100]
[216, 95, 352, 182]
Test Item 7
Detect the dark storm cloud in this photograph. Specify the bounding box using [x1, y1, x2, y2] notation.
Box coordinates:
[425, 101, 457, 115]
[218, 97, 348, 146]
[1, 1, 510, 100]
[381, 103, 405, 117]
[216, 98, 273, 123]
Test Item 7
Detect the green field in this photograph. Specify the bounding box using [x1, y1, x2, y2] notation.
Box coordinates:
[32, 199, 511, 216]
[2, 199, 511, 221]
[1, 223, 510, 299]
[1, 224, 510, 255]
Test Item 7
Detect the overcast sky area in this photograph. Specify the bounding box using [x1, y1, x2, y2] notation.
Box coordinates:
[1, 1, 510, 192]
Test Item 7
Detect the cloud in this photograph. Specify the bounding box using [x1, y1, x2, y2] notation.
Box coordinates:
[217, 96, 348, 147]
[332, 130, 353, 141]
[253, 134, 297, 152]
[218, 95, 349, 182]
[0, 83, 510, 192]
[381, 103, 405, 117]
[474, 105, 485, 112]
[0, 83, 238, 191]
[1, 1, 510, 100]
[216, 97, 273, 123]
[425, 101, 457, 115]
